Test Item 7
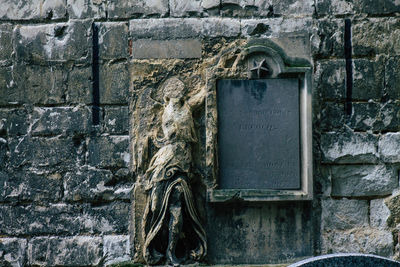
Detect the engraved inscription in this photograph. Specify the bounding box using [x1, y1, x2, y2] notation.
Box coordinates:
[217, 79, 300, 190]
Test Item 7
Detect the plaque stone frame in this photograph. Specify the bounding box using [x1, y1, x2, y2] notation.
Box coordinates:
[206, 38, 313, 202]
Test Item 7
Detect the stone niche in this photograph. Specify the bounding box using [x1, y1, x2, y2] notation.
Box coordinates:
[130, 35, 313, 265]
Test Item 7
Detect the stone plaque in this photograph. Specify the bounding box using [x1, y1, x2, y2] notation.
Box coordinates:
[217, 79, 300, 189]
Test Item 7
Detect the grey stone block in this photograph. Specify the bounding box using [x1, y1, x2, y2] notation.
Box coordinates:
[99, 63, 129, 104]
[347, 102, 400, 132]
[0, 0, 66, 20]
[241, 18, 312, 37]
[9, 136, 79, 168]
[13, 64, 66, 105]
[0, 66, 19, 106]
[311, 19, 344, 58]
[203, 0, 220, 9]
[0, 238, 27, 267]
[170, 0, 203, 17]
[370, 198, 390, 228]
[352, 58, 384, 101]
[331, 165, 397, 197]
[15, 20, 92, 63]
[315, 0, 354, 15]
[31, 106, 91, 136]
[103, 235, 130, 265]
[320, 102, 345, 131]
[379, 133, 400, 163]
[132, 39, 202, 59]
[271, 0, 314, 16]
[203, 18, 241, 37]
[129, 18, 203, 40]
[0, 171, 63, 202]
[103, 106, 129, 134]
[321, 198, 369, 230]
[315, 60, 346, 100]
[87, 135, 130, 168]
[0, 139, 6, 168]
[352, 18, 400, 56]
[385, 56, 400, 100]
[64, 168, 132, 201]
[98, 22, 128, 59]
[84, 202, 130, 234]
[67, 0, 106, 19]
[321, 131, 378, 164]
[28, 236, 102, 266]
[107, 0, 168, 18]
[0, 108, 28, 136]
[321, 228, 393, 257]
[67, 65, 92, 104]
[0, 24, 13, 63]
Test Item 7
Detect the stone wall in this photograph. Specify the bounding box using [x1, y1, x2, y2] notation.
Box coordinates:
[0, 0, 399, 266]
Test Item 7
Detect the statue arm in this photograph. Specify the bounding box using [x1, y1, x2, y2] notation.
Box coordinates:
[187, 86, 206, 110]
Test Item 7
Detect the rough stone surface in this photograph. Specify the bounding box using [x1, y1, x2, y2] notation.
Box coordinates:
[321, 198, 369, 230]
[87, 135, 130, 168]
[370, 198, 390, 228]
[352, 58, 384, 101]
[0, 238, 27, 267]
[28, 236, 102, 266]
[315, 60, 346, 100]
[103, 106, 130, 134]
[0, 108, 29, 136]
[67, 0, 106, 19]
[99, 63, 129, 104]
[107, 0, 169, 18]
[322, 228, 394, 257]
[98, 22, 129, 59]
[385, 57, 400, 100]
[320, 102, 345, 131]
[0, 0, 67, 20]
[379, 132, 400, 163]
[331, 165, 398, 197]
[66, 65, 93, 104]
[241, 18, 312, 37]
[321, 131, 378, 163]
[15, 20, 92, 63]
[0, 24, 13, 63]
[311, 19, 344, 58]
[132, 39, 202, 59]
[170, 0, 203, 17]
[103, 235, 131, 265]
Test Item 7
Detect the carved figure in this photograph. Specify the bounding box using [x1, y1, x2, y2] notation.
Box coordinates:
[142, 77, 207, 266]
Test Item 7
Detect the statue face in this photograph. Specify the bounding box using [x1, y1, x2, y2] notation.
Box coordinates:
[163, 77, 186, 102]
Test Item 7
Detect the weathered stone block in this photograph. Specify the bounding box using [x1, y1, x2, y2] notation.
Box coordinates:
[321, 131, 378, 163]
[347, 102, 400, 132]
[129, 18, 203, 40]
[315, 60, 346, 100]
[0, 139, 6, 168]
[64, 168, 132, 201]
[103, 235, 130, 265]
[0, 66, 19, 106]
[31, 106, 91, 136]
[352, 18, 400, 56]
[241, 18, 312, 37]
[0, 0, 66, 20]
[386, 57, 400, 100]
[98, 22, 128, 59]
[322, 228, 393, 257]
[370, 198, 390, 228]
[84, 202, 130, 234]
[271, 0, 314, 16]
[87, 135, 130, 168]
[9, 137, 78, 168]
[103, 106, 129, 134]
[0, 108, 28, 136]
[203, 0, 220, 9]
[107, 0, 168, 18]
[315, 0, 354, 15]
[13, 64, 66, 105]
[66, 65, 92, 104]
[352, 58, 384, 100]
[379, 133, 400, 163]
[321, 198, 369, 230]
[0, 204, 82, 235]
[170, 0, 203, 17]
[0, 238, 27, 267]
[0, 171, 63, 202]
[311, 19, 344, 58]
[320, 102, 345, 131]
[15, 20, 92, 63]
[99, 63, 129, 104]
[0, 24, 13, 63]
[132, 39, 202, 59]
[67, 0, 106, 19]
[331, 165, 398, 197]
[203, 18, 241, 37]
[28, 236, 102, 266]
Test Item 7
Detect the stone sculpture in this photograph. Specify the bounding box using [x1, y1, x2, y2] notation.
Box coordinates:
[141, 77, 207, 266]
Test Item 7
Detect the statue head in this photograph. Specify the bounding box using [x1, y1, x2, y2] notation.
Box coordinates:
[162, 77, 186, 102]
